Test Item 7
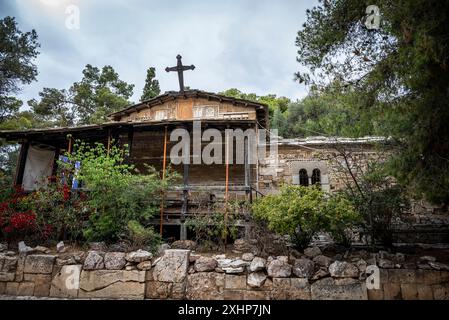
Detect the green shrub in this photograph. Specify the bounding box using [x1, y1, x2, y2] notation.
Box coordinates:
[346, 165, 410, 246]
[252, 185, 358, 248]
[60, 140, 178, 243]
[127, 220, 161, 252]
[185, 200, 241, 248]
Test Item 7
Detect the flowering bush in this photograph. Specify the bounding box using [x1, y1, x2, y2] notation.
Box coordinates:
[0, 181, 88, 242]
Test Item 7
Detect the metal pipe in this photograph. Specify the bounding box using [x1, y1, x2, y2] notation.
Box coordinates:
[160, 125, 168, 235]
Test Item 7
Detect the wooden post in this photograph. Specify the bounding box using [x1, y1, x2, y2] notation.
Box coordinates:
[67, 136, 72, 154]
[181, 126, 189, 239]
[160, 126, 168, 236]
[224, 128, 230, 245]
[14, 141, 29, 187]
[244, 135, 252, 203]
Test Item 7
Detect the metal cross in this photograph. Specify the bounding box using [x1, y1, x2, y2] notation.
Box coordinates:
[165, 55, 195, 92]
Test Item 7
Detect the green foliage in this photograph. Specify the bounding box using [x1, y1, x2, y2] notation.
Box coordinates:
[27, 64, 135, 126]
[295, 0, 449, 204]
[60, 140, 178, 242]
[252, 185, 358, 248]
[0, 16, 39, 125]
[185, 199, 240, 249]
[344, 164, 409, 246]
[140, 67, 161, 101]
[127, 220, 161, 252]
[220, 88, 290, 118]
[30, 182, 88, 241]
[282, 83, 378, 138]
[28, 88, 75, 127]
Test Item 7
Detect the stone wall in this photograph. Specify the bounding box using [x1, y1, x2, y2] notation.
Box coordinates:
[1, 242, 449, 300]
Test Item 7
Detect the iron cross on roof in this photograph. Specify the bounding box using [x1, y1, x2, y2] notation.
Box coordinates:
[165, 55, 195, 92]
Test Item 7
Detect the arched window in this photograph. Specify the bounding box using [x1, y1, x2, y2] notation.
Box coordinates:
[299, 169, 309, 186]
[311, 168, 321, 185]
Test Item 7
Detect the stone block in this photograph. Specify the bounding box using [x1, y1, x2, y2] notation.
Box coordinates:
[271, 278, 291, 300]
[367, 288, 384, 300]
[171, 281, 186, 299]
[5, 282, 19, 295]
[311, 277, 367, 300]
[417, 284, 433, 300]
[1, 256, 18, 272]
[225, 274, 247, 290]
[224, 289, 245, 300]
[79, 270, 145, 292]
[186, 272, 224, 300]
[145, 281, 173, 299]
[387, 269, 422, 284]
[401, 283, 418, 300]
[244, 290, 269, 300]
[383, 283, 402, 300]
[432, 283, 449, 300]
[153, 249, 189, 283]
[15, 255, 26, 281]
[79, 281, 145, 299]
[24, 255, 56, 274]
[289, 278, 311, 300]
[0, 282, 5, 295]
[0, 272, 15, 282]
[34, 282, 51, 297]
[17, 282, 34, 296]
[50, 265, 81, 298]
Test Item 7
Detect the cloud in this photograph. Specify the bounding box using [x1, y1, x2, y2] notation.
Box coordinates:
[2, 0, 317, 106]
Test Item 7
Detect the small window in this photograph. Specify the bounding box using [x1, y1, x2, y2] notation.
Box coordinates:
[299, 169, 309, 186]
[311, 168, 321, 185]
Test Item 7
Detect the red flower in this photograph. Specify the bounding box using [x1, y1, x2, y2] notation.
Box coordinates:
[10, 211, 36, 231]
[3, 225, 13, 233]
[63, 184, 70, 201]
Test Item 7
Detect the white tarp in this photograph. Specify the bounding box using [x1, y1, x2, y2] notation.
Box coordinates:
[22, 145, 55, 191]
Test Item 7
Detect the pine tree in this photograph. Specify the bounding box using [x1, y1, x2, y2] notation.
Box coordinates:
[140, 67, 160, 101]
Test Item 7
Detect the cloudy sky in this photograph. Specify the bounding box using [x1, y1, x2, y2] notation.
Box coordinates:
[1, 0, 318, 105]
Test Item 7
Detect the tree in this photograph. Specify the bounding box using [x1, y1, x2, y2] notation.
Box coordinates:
[28, 88, 74, 127]
[0, 16, 40, 125]
[140, 67, 160, 101]
[28, 64, 135, 125]
[252, 185, 358, 248]
[220, 88, 291, 120]
[71, 65, 134, 124]
[295, 0, 449, 204]
[283, 83, 378, 138]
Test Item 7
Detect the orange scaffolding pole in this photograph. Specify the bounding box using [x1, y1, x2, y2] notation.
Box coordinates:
[160, 126, 168, 235]
[224, 132, 229, 245]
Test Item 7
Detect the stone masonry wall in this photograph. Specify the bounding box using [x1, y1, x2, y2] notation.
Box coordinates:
[1, 242, 449, 300]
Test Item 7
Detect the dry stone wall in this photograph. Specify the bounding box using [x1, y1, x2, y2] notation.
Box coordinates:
[1, 242, 449, 300]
